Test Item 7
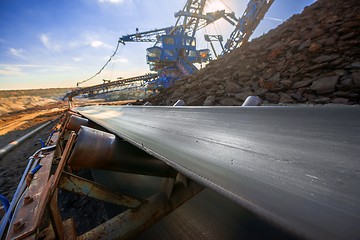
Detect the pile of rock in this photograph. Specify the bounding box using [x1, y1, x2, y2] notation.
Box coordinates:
[147, 0, 360, 106]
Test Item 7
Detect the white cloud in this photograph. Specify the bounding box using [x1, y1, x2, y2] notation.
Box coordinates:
[98, 0, 125, 4]
[40, 33, 61, 51]
[0, 64, 77, 73]
[73, 57, 83, 62]
[264, 17, 284, 22]
[91, 40, 104, 48]
[40, 34, 49, 47]
[0, 64, 41, 68]
[36, 65, 77, 73]
[8, 48, 26, 59]
[117, 57, 128, 63]
[0, 66, 24, 76]
[90, 40, 112, 49]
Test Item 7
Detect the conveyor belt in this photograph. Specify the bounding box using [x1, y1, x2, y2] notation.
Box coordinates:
[76, 105, 360, 240]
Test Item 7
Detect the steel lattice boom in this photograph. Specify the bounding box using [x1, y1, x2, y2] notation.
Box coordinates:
[223, 0, 274, 54]
[63, 73, 157, 101]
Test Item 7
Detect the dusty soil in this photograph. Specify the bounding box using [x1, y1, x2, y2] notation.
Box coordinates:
[0, 96, 57, 115]
[0, 100, 68, 200]
[0, 123, 56, 200]
[0, 88, 71, 115]
[0, 103, 65, 135]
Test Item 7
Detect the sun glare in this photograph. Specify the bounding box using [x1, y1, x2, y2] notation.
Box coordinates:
[204, 0, 227, 12]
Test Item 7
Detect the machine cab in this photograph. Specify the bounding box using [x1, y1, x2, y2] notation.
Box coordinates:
[146, 34, 199, 63]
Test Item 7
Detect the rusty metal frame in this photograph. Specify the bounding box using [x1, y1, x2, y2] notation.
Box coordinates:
[58, 172, 145, 208]
[5, 133, 60, 239]
[48, 189, 64, 239]
[5, 132, 77, 239]
[79, 178, 203, 240]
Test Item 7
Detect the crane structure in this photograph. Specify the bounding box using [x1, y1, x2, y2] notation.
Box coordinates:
[119, 0, 274, 90]
[68, 0, 274, 99]
[223, 0, 274, 54]
[119, 0, 219, 89]
[118, 27, 173, 44]
[204, 0, 275, 55]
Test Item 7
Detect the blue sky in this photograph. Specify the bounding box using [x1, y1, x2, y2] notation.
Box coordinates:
[0, 0, 315, 90]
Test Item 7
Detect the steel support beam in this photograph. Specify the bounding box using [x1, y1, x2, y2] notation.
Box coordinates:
[58, 172, 144, 208]
[76, 105, 360, 240]
[79, 180, 203, 240]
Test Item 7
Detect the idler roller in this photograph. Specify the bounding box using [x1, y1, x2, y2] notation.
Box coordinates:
[68, 126, 177, 178]
[66, 115, 89, 132]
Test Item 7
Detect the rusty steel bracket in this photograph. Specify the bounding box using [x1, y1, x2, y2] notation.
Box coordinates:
[78, 179, 204, 240]
[58, 171, 145, 208]
[5, 132, 77, 240]
[38, 218, 77, 240]
[58, 111, 80, 153]
[49, 132, 77, 196]
[47, 189, 64, 239]
[5, 134, 58, 239]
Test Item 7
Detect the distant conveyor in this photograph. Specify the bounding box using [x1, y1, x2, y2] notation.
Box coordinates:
[63, 73, 157, 101]
[76, 105, 360, 240]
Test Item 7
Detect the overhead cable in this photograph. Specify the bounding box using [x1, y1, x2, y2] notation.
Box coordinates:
[77, 40, 121, 86]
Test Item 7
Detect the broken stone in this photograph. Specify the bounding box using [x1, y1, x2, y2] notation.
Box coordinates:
[235, 91, 253, 101]
[352, 72, 360, 84]
[225, 82, 241, 94]
[298, 39, 311, 50]
[289, 92, 303, 101]
[216, 89, 226, 96]
[339, 32, 356, 40]
[309, 42, 322, 52]
[312, 54, 340, 64]
[203, 95, 215, 106]
[254, 88, 268, 97]
[308, 62, 328, 71]
[257, 62, 268, 70]
[239, 86, 252, 93]
[351, 62, 360, 69]
[313, 97, 331, 104]
[310, 76, 339, 93]
[331, 98, 349, 104]
[289, 66, 299, 73]
[279, 93, 295, 103]
[292, 78, 313, 89]
[280, 80, 292, 88]
[186, 95, 206, 106]
[220, 98, 240, 106]
[264, 92, 280, 102]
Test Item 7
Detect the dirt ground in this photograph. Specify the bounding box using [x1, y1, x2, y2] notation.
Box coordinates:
[0, 102, 68, 200]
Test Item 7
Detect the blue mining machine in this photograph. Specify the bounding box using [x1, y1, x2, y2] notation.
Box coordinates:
[69, 0, 274, 99]
[118, 0, 274, 90]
